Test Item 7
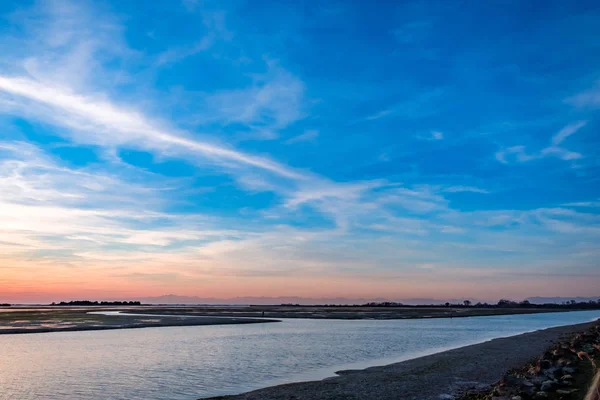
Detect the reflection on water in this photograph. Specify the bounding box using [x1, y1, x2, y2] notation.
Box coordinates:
[0, 310, 599, 400]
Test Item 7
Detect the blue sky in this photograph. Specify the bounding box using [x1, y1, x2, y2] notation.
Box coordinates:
[0, 0, 599, 302]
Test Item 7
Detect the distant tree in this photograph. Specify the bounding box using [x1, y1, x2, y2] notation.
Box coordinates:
[445, 302, 450, 307]
[463, 300, 471, 307]
[54, 300, 141, 306]
[497, 299, 517, 307]
[519, 300, 531, 307]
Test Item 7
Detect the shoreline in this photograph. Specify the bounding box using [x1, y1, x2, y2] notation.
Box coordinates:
[202, 319, 599, 400]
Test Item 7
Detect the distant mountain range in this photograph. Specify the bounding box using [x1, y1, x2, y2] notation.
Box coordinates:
[138, 295, 600, 306]
[138, 294, 483, 305]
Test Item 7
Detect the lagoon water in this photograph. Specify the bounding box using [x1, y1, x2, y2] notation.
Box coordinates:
[1, 310, 599, 400]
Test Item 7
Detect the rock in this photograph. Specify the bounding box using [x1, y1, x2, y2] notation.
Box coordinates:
[543, 367, 559, 379]
[556, 357, 572, 367]
[531, 376, 546, 386]
[582, 344, 595, 353]
[512, 396, 522, 400]
[503, 376, 534, 389]
[534, 391, 548, 399]
[521, 386, 536, 396]
[556, 389, 579, 396]
[539, 359, 552, 370]
[540, 380, 555, 391]
[438, 395, 455, 400]
[503, 375, 524, 385]
[556, 389, 571, 395]
[560, 374, 573, 381]
[562, 367, 576, 374]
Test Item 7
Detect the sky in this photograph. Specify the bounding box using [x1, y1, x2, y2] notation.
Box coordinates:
[0, 0, 599, 304]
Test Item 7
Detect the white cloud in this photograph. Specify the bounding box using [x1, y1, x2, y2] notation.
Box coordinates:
[443, 186, 489, 194]
[565, 81, 600, 109]
[0, 75, 309, 181]
[552, 121, 586, 145]
[562, 200, 600, 208]
[363, 89, 445, 122]
[285, 129, 319, 144]
[496, 121, 586, 164]
[4, 0, 131, 92]
[495, 145, 539, 164]
[377, 185, 448, 214]
[431, 130, 443, 140]
[365, 108, 394, 121]
[416, 130, 444, 141]
[285, 180, 384, 209]
[155, 9, 232, 65]
[155, 37, 213, 66]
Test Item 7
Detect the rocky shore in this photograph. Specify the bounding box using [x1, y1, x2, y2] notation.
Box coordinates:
[461, 323, 600, 400]
[203, 321, 599, 400]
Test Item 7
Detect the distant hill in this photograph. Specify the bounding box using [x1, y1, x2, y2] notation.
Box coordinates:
[526, 296, 600, 304]
[138, 295, 483, 306]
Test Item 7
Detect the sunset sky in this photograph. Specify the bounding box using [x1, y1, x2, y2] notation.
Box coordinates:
[0, 0, 599, 304]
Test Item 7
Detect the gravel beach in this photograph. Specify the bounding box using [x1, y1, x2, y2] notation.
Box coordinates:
[203, 320, 598, 400]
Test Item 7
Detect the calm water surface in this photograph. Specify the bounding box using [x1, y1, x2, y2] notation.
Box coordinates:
[1, 310, 599, 400]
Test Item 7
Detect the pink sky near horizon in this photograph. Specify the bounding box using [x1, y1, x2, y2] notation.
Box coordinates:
[2, 261, 598, 304]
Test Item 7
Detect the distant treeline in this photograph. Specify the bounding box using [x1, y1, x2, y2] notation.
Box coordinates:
[282, 299, 600, 309]
[0, 303, 10, 307]
[51, 301, 142, 306]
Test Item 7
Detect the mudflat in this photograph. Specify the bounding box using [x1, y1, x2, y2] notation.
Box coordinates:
[0, 308, 276, 335]
[202, 321, 598, 400]
[122, 305, 579, 320]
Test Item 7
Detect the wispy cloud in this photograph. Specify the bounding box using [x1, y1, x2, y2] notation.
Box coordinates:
[443, 186, 489, 194]
[0, 75, 309, 180]
[365, 108, 395, 121]
[155, 10, 232, 66]
[3, 0, 131, 91]
[201, 61, 306, 135]
[285, 129, 319, 144]
[496, 121, 586, 164]
[363, 88, 445, 122]
[378, 185, 448, 214]
[562, 200, 600, 208]
[155, 37, 213, 66]
[420, 130, 444, 141]
[565, 81, 600, 109]
[551, 121, 586, 145]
